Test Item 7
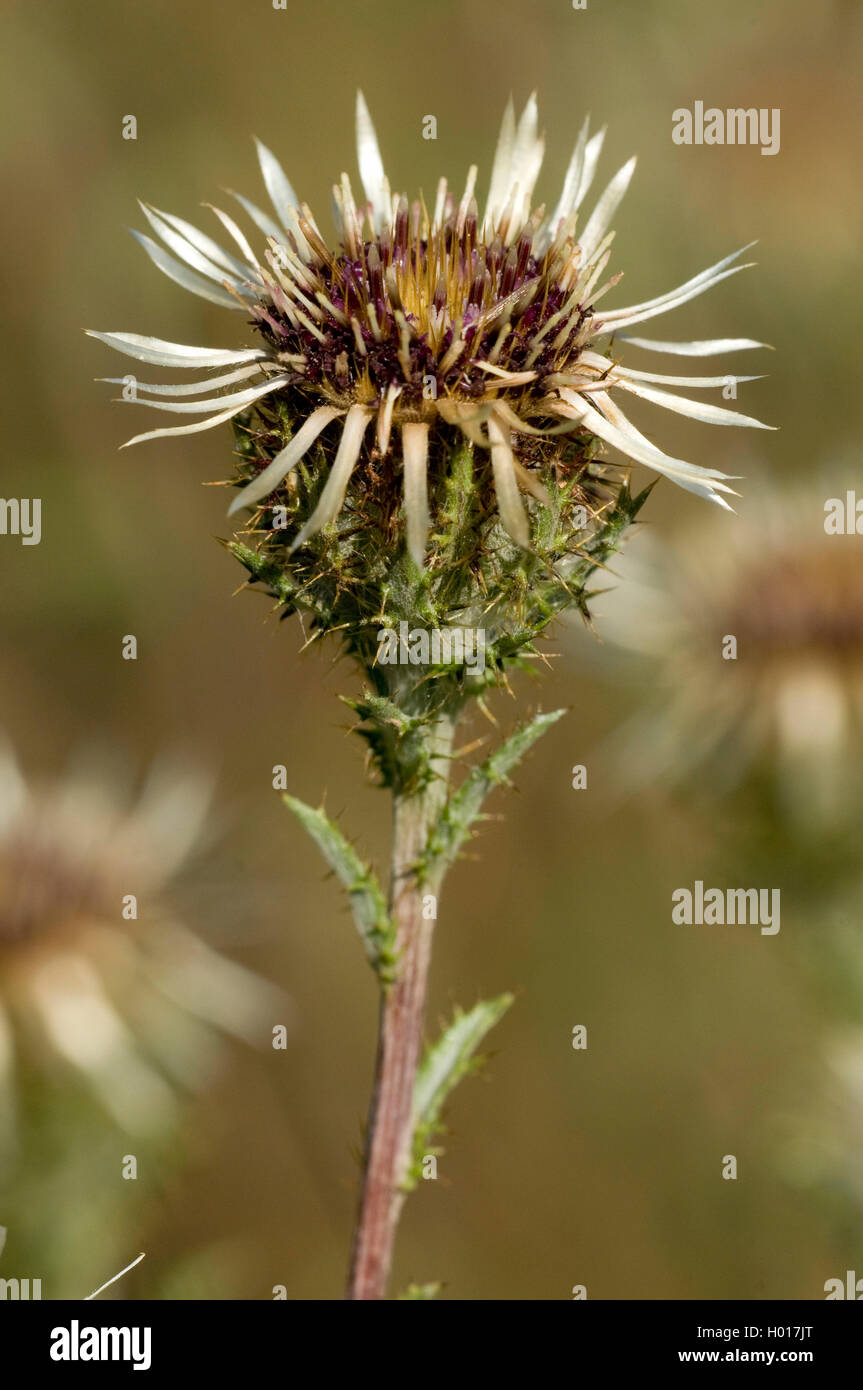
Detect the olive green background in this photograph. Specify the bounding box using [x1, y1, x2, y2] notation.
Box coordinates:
[1, 0, 862, 1298]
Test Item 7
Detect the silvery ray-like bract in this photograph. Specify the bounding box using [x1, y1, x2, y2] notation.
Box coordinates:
[89, 93, 772, 562]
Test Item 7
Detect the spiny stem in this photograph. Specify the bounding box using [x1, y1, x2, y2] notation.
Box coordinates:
[346, 713, 456, 1300]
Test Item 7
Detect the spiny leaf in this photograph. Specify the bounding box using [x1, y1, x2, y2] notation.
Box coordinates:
[229, 541, 298, 609]
[282, 794, 396, 980]
[342, 691, 456, 795]
[405, 994, 514, 1190]
[413, 994, 514, 1133]
[421, 709, 565, 885]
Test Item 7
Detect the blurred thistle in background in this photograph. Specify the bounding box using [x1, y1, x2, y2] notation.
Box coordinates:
[595, 481, 863, 831]
[0, 741, 285, 1293]
[591, 481, 863, 1241]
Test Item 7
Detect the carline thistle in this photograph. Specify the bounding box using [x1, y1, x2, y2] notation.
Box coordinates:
[88, 92, 772, 574]
[87, 90, 773, 1302]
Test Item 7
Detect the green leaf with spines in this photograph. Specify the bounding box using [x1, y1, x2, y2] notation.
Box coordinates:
[420, 709, 565, 887]
[229, 541, 299, 611]
[282, 794, 396, 980]
[405, 994, 514, 1190]
[342, 691, 458, 796]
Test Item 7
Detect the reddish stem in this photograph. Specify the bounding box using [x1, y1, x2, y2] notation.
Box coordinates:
[346, 717, 454, 1300]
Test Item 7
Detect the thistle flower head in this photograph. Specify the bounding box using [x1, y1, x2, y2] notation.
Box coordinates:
[89, 93, 771, 570]
[86, 93, 775, 732]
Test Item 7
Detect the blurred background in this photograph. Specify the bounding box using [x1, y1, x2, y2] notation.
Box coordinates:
[1, 0, 862, 1299]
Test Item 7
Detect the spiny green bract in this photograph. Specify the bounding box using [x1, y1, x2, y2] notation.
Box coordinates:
[228, 402, 650, 787]
[230, 405, 647, 655]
